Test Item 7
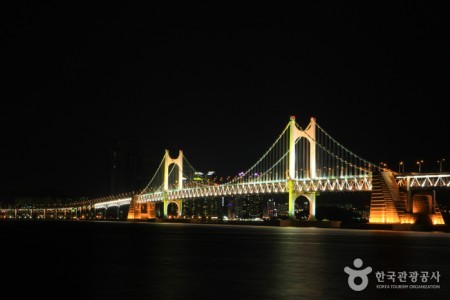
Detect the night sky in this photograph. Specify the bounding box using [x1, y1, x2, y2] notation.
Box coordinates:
[1, 3, 449, 199]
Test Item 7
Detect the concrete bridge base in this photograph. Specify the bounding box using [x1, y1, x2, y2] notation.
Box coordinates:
[369, 171, 445, 225]
[127, 195, 157, 220]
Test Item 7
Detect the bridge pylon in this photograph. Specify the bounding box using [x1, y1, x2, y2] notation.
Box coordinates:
[289, 116, 316, 180]
[288, 116, 317, 220]
[163, 149, 183, 219]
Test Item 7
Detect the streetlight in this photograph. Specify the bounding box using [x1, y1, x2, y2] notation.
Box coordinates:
[437, 158, 445, 172]
[416, 160, 424, 173]
[398, 161, 404, 173]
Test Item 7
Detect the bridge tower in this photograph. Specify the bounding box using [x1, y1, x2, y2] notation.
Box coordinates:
[163, 149, 183, 218]
[288, 116, 317, 220]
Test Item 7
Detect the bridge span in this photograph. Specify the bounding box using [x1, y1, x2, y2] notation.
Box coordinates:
[2, 117, 448, 225]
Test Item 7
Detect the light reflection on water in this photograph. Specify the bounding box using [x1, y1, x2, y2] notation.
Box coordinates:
[2, 222, 450, 299]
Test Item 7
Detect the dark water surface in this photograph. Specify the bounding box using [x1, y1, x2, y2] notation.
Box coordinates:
[2, 221, 449, 299]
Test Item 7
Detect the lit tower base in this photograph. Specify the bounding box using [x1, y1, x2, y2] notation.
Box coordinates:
[288, 183, 317, 221]
[163, 199, 183, 219]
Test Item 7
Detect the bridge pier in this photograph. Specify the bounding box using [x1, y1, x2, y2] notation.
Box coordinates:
[163, 199, 168, 218]
[127, 195, 158, 221]
[288, 180, 316, 220]
[407, 190, 444, 225]
[163, 199, 183, 219]
[307, 193, 316, 220]
[127, 195, 142, 220]
[370, 172, 446, 225]
[147, 202, 156, 219]
[404, 179, 440, 216]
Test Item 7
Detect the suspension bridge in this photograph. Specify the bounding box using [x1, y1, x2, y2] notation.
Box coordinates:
[2, 117, 448, 225]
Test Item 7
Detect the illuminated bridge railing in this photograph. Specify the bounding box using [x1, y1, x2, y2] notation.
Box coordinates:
[396, 173, 450, 188]
[292, 176, 372, 192]
[165, 181, 288, 200]
[94, 197, 132, 209]
[138, 175, 372, 203]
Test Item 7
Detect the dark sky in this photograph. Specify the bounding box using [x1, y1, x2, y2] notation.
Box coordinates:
[1, 2, 449, 199]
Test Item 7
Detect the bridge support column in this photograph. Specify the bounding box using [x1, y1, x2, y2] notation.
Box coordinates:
[406, 176, 412, 213]
[163, 199, 183, 218]
[147, 202, 156, 219]
[288, 180, 316, 221]
[288, 180, 297, 219]
[178, 200, 183, 217]
[307, 193, 317, 220]
[432, 190, 436, 213]
[163, 198, 168, 218]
